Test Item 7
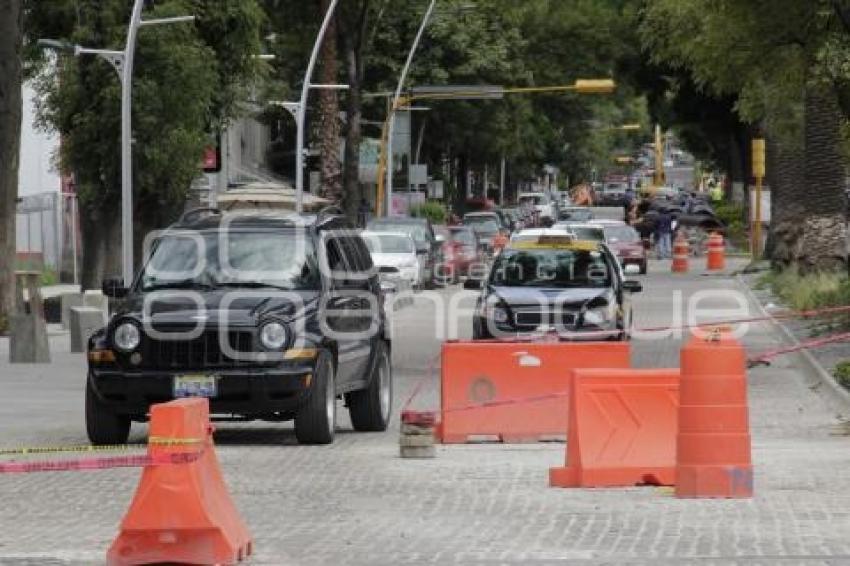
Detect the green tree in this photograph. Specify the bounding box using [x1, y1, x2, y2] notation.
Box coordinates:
[640, 0, 848, 271]
[26, 0, 264, 288]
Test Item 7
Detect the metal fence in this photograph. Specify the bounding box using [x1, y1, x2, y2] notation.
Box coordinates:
[16, 191, 80, 284]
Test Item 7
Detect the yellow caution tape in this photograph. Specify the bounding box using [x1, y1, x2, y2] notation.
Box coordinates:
[0, 437, 204, 457]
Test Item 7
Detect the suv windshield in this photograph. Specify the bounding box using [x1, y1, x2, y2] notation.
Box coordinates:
[465, 219, 500, 235]
[450, 229, 475, 246]
[367, 221, 430, 247]
[604, 225, 639, 243]
[139, 230, 320, 291]
[519, 195, 544, 206]
[363, 234, 415, 254]
[491, 249, 611, 288]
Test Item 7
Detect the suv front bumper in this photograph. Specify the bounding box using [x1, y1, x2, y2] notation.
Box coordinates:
[89, 363, 315, 418]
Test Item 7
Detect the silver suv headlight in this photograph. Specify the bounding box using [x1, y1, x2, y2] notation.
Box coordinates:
[260, 321, 288, 350]
[583, 307, 613, 327]
[113, 321, 141, 352]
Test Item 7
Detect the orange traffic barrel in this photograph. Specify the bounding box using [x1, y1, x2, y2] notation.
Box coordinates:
[706, 232, 725, 271]
[675, 330, 753, 498]
[671, 233, 689, 273]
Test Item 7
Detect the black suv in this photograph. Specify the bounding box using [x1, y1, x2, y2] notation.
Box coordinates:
[87, 208, 392, 445]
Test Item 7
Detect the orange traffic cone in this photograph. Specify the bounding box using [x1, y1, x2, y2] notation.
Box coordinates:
[706, 232, 725, 271]
[107, 399, 253, 565]
[675, 330, 753, 498]
[672, 232, 689, 273]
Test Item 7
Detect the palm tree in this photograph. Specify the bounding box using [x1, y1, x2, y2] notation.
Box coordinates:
[317, 0, 343, 203]
[798, 85, 848, 272]
[0, 0, 23, 331]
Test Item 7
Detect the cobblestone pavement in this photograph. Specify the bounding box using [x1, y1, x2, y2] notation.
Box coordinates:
[1, 259, 849, 565]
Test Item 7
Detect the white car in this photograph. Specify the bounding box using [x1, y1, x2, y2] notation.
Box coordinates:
[518, 192, 556, 221]
[361, 231, 421, 287]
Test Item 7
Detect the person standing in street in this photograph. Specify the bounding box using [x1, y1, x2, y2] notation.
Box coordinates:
[357, 198, 371, 228]
[655, 208, 673, 259]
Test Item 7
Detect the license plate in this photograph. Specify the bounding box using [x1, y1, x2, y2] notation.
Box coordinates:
[173, 374, 218, 398]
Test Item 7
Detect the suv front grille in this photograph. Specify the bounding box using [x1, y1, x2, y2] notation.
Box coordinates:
[513, 310, 576, 329]
[135, 330, 256, 370]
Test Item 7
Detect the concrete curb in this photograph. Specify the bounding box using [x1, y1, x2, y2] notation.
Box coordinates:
[737, 274, 850, 415]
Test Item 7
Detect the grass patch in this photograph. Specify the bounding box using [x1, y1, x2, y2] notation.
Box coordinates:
[834, 361, 850, 389]
[759, 266, 850, 334]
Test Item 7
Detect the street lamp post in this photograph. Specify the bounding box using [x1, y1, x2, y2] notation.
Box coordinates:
[385, 0, 438, 217]
[38, 2, 194, 286]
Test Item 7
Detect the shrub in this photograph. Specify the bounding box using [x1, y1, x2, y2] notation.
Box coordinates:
[713, 201, 745, 227]
[834, 361, 850, 389]
[410, 201, 447, 224]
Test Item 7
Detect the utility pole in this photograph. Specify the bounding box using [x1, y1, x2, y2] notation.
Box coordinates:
[752, 138, 766, 259]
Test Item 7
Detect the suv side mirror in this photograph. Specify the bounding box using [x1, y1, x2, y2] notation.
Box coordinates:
[102, 277, 128, 298]
[622, 280, 642, 293]
[463, 278, 484, 290]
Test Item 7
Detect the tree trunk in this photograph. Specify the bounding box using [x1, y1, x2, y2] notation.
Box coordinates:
[317, 0, 342, 203]
[765, 129, 805, 266]
[0, 0, 23, 331]
[339, 0, 370, 220]
[79, 202, 108, 291]
[800, 85, 848, 272]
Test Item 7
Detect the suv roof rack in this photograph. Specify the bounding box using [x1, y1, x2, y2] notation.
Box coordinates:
[178, 207, 221, 225]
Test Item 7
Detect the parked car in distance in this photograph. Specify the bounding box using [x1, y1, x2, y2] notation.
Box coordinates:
[441, 225, 483, 282]
[558, 206, 594, 222]
[599, 181, 628, 205]
[463, 213, 502, 256]
[550, 222, 606, 243]
[595, 222, 647, 274]
[361, 231, 421, 287]
[88, 209, 392, 446]
[518, 192, 556, 222]
[366, 216, 438, 288]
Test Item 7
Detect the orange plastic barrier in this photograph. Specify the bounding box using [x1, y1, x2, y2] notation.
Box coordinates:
[706, 232, 725, 271]
[672, 233, 689, 273]
[676, 332, 753, 498]
[436, 341, 630, 443]
[549, 368, 680, 488]
[108, 399, 253, 565]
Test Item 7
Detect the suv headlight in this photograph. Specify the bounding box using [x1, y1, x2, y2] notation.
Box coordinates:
[583, 307, 612, 326]
[113, 321, 141, 352]
[260, 321, 288, 350]
[482, 298, 509, 324]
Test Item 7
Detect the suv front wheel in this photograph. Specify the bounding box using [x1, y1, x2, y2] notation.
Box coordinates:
[86, 377, 131, 445]
[295, 351, 336, 445]
[347, 340, 392, 431]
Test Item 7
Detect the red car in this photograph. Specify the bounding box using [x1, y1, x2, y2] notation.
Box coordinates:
[438, 225, 482, 282]
[600, 223, 648, 274]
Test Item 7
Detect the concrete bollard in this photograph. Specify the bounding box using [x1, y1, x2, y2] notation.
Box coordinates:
[70, 306, 106, 353]
[400, 411, 436, 458]
[60, 293, 84, 329]
[83, 291, 110, 320]
[10, 272, 50, 363]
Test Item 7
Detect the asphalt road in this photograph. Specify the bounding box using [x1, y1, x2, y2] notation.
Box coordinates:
[1, 259, 849, 565]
